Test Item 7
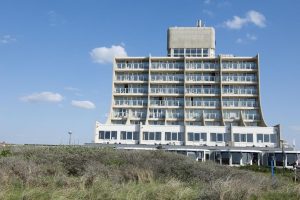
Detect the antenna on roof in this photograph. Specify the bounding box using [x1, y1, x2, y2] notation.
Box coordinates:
[196, 20, 203, 27]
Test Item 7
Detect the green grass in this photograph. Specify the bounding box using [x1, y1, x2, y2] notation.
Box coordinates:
[0, 146, 299, 199]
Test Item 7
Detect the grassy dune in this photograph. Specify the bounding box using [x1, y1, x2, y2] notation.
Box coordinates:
[0, 146, 299, 200]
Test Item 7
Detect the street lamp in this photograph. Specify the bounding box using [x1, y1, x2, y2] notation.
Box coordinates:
[280, 139, 285, 173]
[68, 131, 72, 145]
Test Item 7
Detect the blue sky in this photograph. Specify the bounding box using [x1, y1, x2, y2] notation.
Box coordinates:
[0, 0, 300, 146]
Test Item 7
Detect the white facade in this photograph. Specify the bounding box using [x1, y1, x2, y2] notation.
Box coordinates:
[95, 22, 281, 149]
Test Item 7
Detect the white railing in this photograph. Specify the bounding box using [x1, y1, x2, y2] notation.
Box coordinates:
[222, 88, 257, 95]
[222, 62, 257, 70]
[116, 62, 149, 70]
[185, 88, 220, 94]
[149, 113, 165, 118]
[151, 62, 184, 70]
[114, 100, 147, 106]
[185, 76, 218, 82]
[150, 100, 183, 106]
[116, 75, 148, 81]
[223, 101, 258, 107]
[222, 76, 257, 82]
[151, 75, 184, 82]
[151, 88, 184, 94]
[114, 88, 147, 94]
[186, 62, 219, 70]
[185, 101, 220, 107]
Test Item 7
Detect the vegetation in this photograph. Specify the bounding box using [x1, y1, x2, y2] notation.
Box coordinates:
[0, 146, 299, 200]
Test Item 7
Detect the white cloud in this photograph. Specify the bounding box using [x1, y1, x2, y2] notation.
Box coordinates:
[90, 45, 127, 64]
[71, 100, 95, 109]
[224, 10, 266, 29]
[0, 35, 16, 44]
[21, 92, 63, 103]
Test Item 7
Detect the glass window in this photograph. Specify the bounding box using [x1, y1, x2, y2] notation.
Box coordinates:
[143, 132, 148, 140]
[210, 133, 216, 142]
[234, 133, 240, 142]
[133, 132, 139, 140]
[188, 132, 193, 141]
[149, 132, 155, 140]
[105, 131, 110, 139]
[264, 134, 270, 143]
[172, 132, 177, 141]
[165, 132, 171, 141]
[178, 132, 183, 141]
[121, 131, 126, 140]
[99, 131, 104, 139]
[257, 134, 263, 143]
[194, 133, 200, 141]
[247, 134, 253, 142]
[111, 131, 117, 140]
[270, 134, 277, 143]
[224, 133, 230, 142]
[217, 133, 223, 142]
[127, 132, 132, 140]
[201, 133, 207, 141]
[241, 134, 247, 142]
[155, 132, 161, 140]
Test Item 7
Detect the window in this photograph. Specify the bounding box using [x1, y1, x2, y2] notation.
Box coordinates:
[105, 131, 110, 139]
[165, 132, 171, 141]
[217, 133, 223, 142]
[99, 131, 104, 139]
[201, 133, 207, 141]
[257, 134, 263, 143]
[264, 134, 270, 143]
[234, 133, 240, 142]
[133, 132, 139, 140]
[194, 133, 200, 141]
[155, 132, 161, 140]
[188, 132, 193, 141]
[149, 132, 154, 140]
[241, 134, 247, 142]
[211, 133, 217, 142]
[270, 134, 277, 143]
[178, 132, 183, 141]
[224, 133, 230, 142]
[127, 132, 132, 140]
[247, 134, 253, 142]
[111, 131, 117, 140]
[143, 132, 149, 140]
[172, 132, 177, 141]
[121, 131, 126, 140]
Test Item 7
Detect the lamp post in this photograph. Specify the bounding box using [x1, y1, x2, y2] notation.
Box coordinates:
[68, 131, 72, 145]
[280, 139, 285, 173]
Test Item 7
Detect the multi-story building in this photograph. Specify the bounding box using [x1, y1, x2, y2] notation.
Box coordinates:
[93, 21, 299, 167]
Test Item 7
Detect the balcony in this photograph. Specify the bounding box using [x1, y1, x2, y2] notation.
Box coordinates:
[116, 62, 149, 71]
[114, 88, 148, 96]
[222, 88, 257, 96]
[150, 75, 184, 83]
[151, 62, 184, 70]
[115, 75, 148, 83]
[150, 100, 183, 107]
[222, 101, 258, 108]
[222, 62, 257, 71]
[185, 100, 220, 108]
[185, 76, 219, 83]
[150, 88, 184, 95]
[185, 88, 220, 96]
[114, 100, 147, 107]
[222, 76, 257, 83]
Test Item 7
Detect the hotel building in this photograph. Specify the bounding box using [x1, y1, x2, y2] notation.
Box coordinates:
[93, 21, 299, 167]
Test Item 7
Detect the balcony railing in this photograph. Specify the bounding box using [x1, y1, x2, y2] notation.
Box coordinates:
[150, 100, 183, 106]
[222, 76, 257, 82]
[222, 62, 257, 70]
[185, 62, 219, 70]
[114, 88, 148, 94]
[166, 113, 184, 119]
[222, 88, 257, 95]
[185, 101, 220, 107]
[114, 100, 147, 106]
[151, 75, 184, 82]
[151, 62, 184, 70]
[151, 88, 184, 94]
[185, 88, 220, 95]
[186, 76, 218, 82]
[116, 75, 148, 82]
[116, 62, 149, 70]
[223, 101, 258, 108]
[149, 113, 165, 118]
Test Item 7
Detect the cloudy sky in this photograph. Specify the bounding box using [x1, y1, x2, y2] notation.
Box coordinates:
[0, 0, 300, 146]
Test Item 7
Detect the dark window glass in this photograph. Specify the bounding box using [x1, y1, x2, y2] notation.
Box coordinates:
[178, 132, 183, 141]
[257, 134, 263, 143]
[143, 132, 148, 140]
[149, 132, 155, 140]
[99, 131, 104, 139]
[264, 134, 270, 143]
[201, 133, 207, 141]
[121, 131, 126, 140]
[217, 133, 223, 142]
[133, 132, 139, 140]
[111, 131, 117, 140]
[155, 132, 161, 140]
[247, 134, 253, 142]
[165, 132, 171, 141]
[210, 133, 216, 142]
[172, 132, 177, 141]
[188, 132, 193, 141]
[194, 133, 200, 141]
[241, 134, 247, 142]
[105, 131, 110, 139]
[224, 133, 230, 142]
[270, 134, 277, 143]
[127, 132, 132, 140]
[234, 133, 240, 142]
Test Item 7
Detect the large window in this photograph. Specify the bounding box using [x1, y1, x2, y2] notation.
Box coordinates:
[166, 132, 182, 141]
[217, 133, 223, 142]
[133, 132, 139, 140]
[257, 134, 263, 143]
[188, 132, 207, 141]
[143, 132, 161, 141]
[234, 133, 240, 142]
[247, 134, 253, 142]
[99, 131, 104, 139]
[210, 133, 216, 142]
